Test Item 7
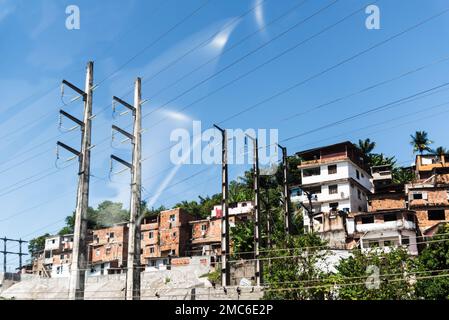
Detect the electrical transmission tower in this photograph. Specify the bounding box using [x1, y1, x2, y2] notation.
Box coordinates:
[1, 237, 27, 273]
[57, 61, 94, 300]
[110, 78, 142, 300]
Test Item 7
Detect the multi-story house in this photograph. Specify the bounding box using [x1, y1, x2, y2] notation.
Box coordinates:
[406, 166, 449, 236]
[189, 217, 221, 257]
[141, 216, 167, 271]
[295, 141, 374, 233]
[43, 234, 74, 278]
[189, 201, 254, 258]
[308, 183, 419, 255]
[353, 183, 419, 255]
[158, 208, 194, 259]
[88, 223, 128, 276]
[415, 153, 449, 180]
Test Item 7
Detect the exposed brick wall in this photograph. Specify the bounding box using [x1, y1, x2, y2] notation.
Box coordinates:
[409, 189, 449, 208]
[191, 218, 221, 244]
[368, 195, 406, 212]
[90, 225, 128, 266]
[158, 208, 194, 257]
[415, 209, 449, 229]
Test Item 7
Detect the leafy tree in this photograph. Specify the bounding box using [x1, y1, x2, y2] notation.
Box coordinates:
[433, 146, 448, 157]
[142, 204, 167, 219]
[175, 194, 222, 219]
[357, 138, 376, 157]
[410, 131, 433, 154]
[368, 153, 396, 167]
[95, 201, 129, 227]
[28, 233, 50, 256]
[392, 167, 415, 184]
[415, 223, 449, 299]
[334, 247, 415, 300]
[263, 233, 332, 300]
[230, 221, 254, 259]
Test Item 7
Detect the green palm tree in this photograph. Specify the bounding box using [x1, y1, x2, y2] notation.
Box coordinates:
[357, 138, 376, 157]
[410, 131, 433, 155]
[433, 146, 448, 157]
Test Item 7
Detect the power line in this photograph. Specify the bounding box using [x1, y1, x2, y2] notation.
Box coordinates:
[140, 0, 341, 123]
[95, 0, 212, 86]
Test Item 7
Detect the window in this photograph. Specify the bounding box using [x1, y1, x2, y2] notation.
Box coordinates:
[428, 209, 445, 221]
[328, 185, 338, 194]
[356, 170, 360, 179]
[368, 241, 379, 248]
[383, 240, 392, 247]
[412, 193, 423, 200]
[406, 214, 415, 222]
[172, 232, 177, 237]
[149, 247, 155, 254]
[303, 167, 320, 177]
[358, 189, 361, 200]
[201, 225, 207, 231]
[149, 260, 156, 267]
[329, 202, 339, 211]
[328, 165, 337, 174]
[108, 232, 115, 239]
[60, 254, 64, 260]
[402, 236, 410, 245]
[361, 173, 365, 179]
[52, 239, 55, 244]
[308, 186, 321, 194]
[241, 202, 247, 207]
[96, 249, 100, 256]
[169, 214, 176, 222]
[383, 213, 397, 222]
[149, 231, 154, 239]
[361, 216, 374, 224]
[106, 247, 111, 255]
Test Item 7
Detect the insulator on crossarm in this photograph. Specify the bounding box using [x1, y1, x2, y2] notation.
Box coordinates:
[112, 100, 117, 119]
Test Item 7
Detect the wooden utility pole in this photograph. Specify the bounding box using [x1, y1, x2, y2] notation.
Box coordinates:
[59, 61, 93, 300]
[0, 238, 27, 273]
[213, 124, 230, 286]
[110, 78, 142, 300]
[276, 144, 290, 234]
[246, 134, 261, 287]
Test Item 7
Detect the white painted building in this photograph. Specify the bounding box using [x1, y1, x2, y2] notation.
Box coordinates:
[293, 141, 374, 231]
[210, 201, 254, 218]
[43, 234, 74, 278]
[348, 211, 419, 255]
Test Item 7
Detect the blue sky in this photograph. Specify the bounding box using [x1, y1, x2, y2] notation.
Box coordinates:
[1, 0, 449, 269]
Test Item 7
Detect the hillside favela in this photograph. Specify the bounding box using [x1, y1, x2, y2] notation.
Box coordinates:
[1, 0, 449, 309]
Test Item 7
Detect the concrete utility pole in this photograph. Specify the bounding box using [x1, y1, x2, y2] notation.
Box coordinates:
[1, 238, 27, 273]
[276, 144, 290, 234]
[213, 124, 230, 286]
[58, 61, 93, 300]
[110, 78, 142, 300]
[246, 134, 261, 287]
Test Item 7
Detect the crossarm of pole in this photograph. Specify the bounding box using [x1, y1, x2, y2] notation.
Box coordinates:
[112, 96, 135, 113]
[58, 109, 84, 133]
[61, 80, 87, 101]
[109, 154, 133, 182]
[111, 125, 134, 145]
